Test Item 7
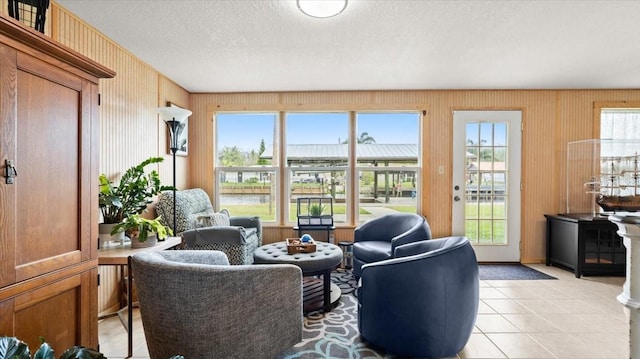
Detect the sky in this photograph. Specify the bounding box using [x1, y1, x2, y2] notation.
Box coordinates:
[465, 122, 508, 147]
[216, 112, 420, 153]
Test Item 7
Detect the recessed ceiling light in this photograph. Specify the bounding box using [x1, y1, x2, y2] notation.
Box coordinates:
[297, 0, 348, 19]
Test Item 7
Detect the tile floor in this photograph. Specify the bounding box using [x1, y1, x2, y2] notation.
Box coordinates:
[98, 264, 629, 359]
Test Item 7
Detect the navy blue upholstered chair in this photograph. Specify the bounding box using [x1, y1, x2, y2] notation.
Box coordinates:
[352, 213, 431, 278]
[357, 236, 479, 359]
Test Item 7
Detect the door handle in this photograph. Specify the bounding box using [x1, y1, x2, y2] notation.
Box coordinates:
[5, 159, 17, 184]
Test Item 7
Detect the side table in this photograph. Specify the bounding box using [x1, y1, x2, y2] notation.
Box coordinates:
[254, 241, 342, 313]
[338, 241, 353, 269]
[98, 236, 182, 358]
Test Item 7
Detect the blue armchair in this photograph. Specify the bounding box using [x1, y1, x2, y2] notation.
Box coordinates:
[352, 213, 431, 277]
[357, 236, 479, 358]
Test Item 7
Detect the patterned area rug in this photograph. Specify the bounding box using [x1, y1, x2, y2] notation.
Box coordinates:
[277, 265, 554, 358]
[276, 269, 398, 359]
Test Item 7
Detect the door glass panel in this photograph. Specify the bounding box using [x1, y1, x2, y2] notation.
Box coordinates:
[465, 121, 509, 245]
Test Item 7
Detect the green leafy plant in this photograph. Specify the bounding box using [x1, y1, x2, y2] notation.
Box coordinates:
[99, 157, 173, 224]
[110, 214, 173, 242]
[0, 336, 105, 359]
[309, 203, 326, 216]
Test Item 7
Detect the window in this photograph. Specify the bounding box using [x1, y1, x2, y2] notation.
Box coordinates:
[598, 107, 640, 207]
[286, 112, 349, 223]
[215, 110, 422, 225]
[356, 112, 420, 222]
[601, 108, 640, 141]
[216, 113, 278, 221]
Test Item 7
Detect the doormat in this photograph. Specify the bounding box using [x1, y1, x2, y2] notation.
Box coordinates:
[479, 264, 556, 280]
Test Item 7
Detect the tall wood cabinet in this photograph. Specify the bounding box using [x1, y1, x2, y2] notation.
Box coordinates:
[0, 16, 114, 350]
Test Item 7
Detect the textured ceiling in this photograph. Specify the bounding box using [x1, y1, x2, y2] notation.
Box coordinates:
[55, 0, 640, 93]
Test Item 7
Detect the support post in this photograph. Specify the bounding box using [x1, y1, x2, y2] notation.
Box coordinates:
[609, 214, 640, 359]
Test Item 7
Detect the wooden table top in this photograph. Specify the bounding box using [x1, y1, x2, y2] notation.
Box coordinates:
[98, 236, 183, 265]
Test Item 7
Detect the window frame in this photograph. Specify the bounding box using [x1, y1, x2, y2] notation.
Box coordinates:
[214, 110, 422, 226]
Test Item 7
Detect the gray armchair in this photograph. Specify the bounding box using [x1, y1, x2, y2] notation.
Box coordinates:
[156, 188, 261, 264]
[131, 250, 303, 359]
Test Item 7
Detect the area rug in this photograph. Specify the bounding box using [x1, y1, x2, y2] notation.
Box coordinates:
[276, 269, 397, 359]
[478, 264, 557, 280]
[277, 265, 554, 358]
[276, 294, 395, 359]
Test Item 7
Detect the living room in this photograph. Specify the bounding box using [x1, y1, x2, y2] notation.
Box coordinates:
[0, 1, 638, 358]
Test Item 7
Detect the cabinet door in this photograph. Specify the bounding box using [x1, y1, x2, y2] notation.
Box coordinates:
[0, 49, 96, 285]
[0, 266, 98, 351]
[0, 43, 99, 350]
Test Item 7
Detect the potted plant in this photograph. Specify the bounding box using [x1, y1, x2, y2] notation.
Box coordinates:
[110, 214, 173, 248]
[98, 157, 172, 247]
[0, 336, 105, 359]
[309, 203, 325, 216]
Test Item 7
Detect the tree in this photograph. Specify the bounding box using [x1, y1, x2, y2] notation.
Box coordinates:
[246, 149, 259, 166]
[219, 146, 245, 167]
[342, 131, 376, 144]
[258, 138, 268, 165]
[259, 139, 265, 154]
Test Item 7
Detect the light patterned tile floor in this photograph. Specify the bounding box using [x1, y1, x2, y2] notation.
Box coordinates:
[98, 264, 628, 359]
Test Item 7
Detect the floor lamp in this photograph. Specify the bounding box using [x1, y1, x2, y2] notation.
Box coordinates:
[157, 106, 192, 235]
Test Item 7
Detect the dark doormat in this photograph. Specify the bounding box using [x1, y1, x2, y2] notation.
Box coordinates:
[479, 264, 557, 280]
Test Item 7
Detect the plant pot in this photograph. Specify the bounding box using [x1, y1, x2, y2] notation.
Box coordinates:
[130, 233, 158, 248]
[99, 223, 125, 248]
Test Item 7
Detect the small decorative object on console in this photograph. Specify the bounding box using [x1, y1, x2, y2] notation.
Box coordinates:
[287, 237, 316, 254]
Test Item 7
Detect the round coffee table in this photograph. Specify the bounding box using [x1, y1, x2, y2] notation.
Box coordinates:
[254, 241, 342, 313]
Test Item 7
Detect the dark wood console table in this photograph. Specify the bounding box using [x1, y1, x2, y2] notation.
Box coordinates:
[545, 214, 625, 278]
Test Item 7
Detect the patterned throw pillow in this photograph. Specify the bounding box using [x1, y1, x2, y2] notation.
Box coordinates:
[196, 212, 230, 227]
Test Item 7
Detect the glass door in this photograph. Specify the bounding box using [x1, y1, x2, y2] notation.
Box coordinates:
[452, 110, 522, 262]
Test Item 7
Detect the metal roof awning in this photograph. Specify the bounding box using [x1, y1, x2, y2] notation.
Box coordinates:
[261, 144, 418, 164]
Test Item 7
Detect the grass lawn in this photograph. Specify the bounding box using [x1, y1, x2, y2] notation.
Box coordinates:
[465, 202, 506, 244]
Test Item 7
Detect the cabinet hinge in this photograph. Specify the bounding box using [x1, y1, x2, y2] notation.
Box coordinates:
[98, 93, 101, 106]
[97, 273, 100, 286]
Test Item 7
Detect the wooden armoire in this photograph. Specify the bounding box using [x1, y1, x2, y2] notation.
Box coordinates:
[0, 16, 114, 350]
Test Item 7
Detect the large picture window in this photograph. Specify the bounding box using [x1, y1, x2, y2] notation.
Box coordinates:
[215, 110, 421, 225]
[286, 112, 349, 223]
[356, 112, 420, 222]
[216, 113, 278, 221]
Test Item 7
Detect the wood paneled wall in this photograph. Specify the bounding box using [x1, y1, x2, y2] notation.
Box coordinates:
[51, 6, 190, 187]
[193, 89, 640, 263]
